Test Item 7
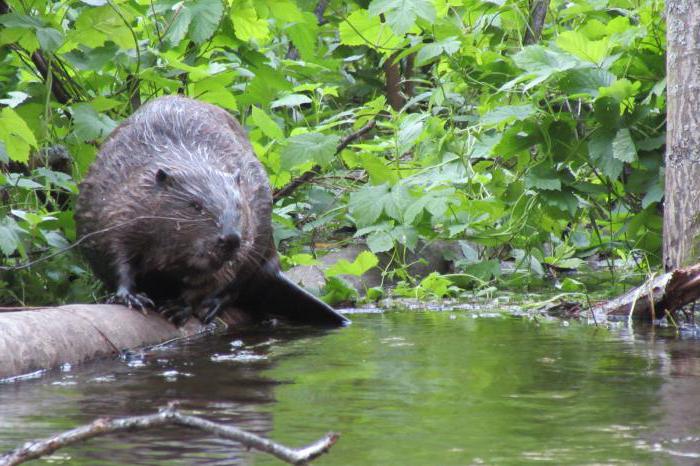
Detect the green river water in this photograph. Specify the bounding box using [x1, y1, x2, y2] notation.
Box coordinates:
[1, 311, 699, 465]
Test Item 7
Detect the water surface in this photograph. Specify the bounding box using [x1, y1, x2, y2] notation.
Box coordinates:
[1, 312, 699, 465]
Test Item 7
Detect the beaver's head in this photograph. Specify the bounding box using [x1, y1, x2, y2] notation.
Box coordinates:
[141, 162, 249, 275]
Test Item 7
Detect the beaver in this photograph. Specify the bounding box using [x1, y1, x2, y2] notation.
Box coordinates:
[75, 96, 348, 327]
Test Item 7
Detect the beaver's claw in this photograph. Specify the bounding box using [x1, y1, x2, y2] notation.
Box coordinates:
[199, 297, 223, 324]
[157, 301, 193, 327]
[109, 287, 155, 314]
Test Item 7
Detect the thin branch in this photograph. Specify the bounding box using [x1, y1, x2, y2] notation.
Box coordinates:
[403, 53, 416, 98]
[273, 120, 376, 201]
[384, 51, 404, 111]
[523, 0, 550, 45]
[127, 74, 142, 111]
[0, 406, 339, 466]
[314, 0, 330, 25]
[0, 0, 74, 104]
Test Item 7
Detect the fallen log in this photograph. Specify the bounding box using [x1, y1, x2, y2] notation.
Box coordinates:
[0, 304, 250, 380]
[556, 264, 700, 322]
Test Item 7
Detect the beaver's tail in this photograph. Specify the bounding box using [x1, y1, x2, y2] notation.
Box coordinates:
[234, 260, 350, 327]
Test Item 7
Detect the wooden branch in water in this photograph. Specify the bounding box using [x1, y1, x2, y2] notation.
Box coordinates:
[574, 264, 700, 321]
[273, 120, 376, 201]
[0, 405, 339, 466]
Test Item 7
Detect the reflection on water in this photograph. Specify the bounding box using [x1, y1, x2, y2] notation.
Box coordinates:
[1, 312, 699, 465]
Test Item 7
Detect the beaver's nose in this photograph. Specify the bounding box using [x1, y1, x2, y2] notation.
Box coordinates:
[218, 230, 241, 252]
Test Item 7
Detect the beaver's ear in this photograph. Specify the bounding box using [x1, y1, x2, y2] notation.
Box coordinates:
[155, 168, 170, 186]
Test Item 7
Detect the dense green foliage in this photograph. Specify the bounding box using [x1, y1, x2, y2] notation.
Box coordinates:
[0, 0, 665, 305]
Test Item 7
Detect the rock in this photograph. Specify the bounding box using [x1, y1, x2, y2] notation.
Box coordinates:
[284, 240, 467, 300]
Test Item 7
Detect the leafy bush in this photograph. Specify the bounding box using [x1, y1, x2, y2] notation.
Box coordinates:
[0, 0, 665, 304]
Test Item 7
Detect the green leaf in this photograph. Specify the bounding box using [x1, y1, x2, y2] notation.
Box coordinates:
[524, 162, 561, 191]
[266, 0, 303, 22]
[326, 250, 379, 277]
[397, 113, 425, 154]
[241, 64, 293, 106]
[513, 45, 579, 74]
[4, 174, 43, 189]
[198, 90, 238, 111]
[480, 104, 536, 127]
[281, 132, 339, 169]
[70, 104, 117, 142]
[555, 31, 609, 65]
[559, 68, 615, 97]
[189, 0, 224, 44]
[338, 9, 402, 50]
[415, 36, 460, 66]
[467, 260, 501, 281]
[636, 135, 665, 152]
[560, 277, 585, 292]
[0, 13, 43, 29]
[165, 0, 224, 45]
[418, 272, 453, 298]
[390, 225, 419, 250]
[287, 13, 318, 60]
[367, 231, 394, 253]
[72, 6, 133, 49]
[349, 184, 390, 226]
[593, 96, 620, 128]
[0, 217, 22, 256]
[642, 177, 664, 208]
[588, 130, 622, 179]
[0, 107, 37, 163]
[368, 0, 436, 35]
[612, 128, 637, 163]
[36, 28, 64, 52]
[321, 276, 358, 305]
[350, 153, 397, 185]
[251, 107, 284, 140]
[599, 79, 640, 103]
[165, 7, 192, 45]
[288, 253, 320, 266]
[541, 190, 579, 215]
[231, 0, 270, 42]
[271, 94, 312, 108]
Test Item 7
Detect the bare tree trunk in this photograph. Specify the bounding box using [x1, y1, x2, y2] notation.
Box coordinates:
[523, 0, 550, 45]
[664, 2, 700, 270]
[384, 52, 404, 111]
[403, 53, 416, 99]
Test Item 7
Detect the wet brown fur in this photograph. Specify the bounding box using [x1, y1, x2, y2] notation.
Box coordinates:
[75, 96, 277, 318]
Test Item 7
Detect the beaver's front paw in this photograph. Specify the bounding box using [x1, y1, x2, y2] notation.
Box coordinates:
[109, 287, 155, 314]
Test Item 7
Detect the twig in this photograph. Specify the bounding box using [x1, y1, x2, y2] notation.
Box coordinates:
[273, 119, 376, 200]
[0, 406, 339, 466]
[0, 0, 73, 104]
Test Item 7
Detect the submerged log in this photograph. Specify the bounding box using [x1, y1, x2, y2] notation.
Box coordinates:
[0, 305, 250, 380]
